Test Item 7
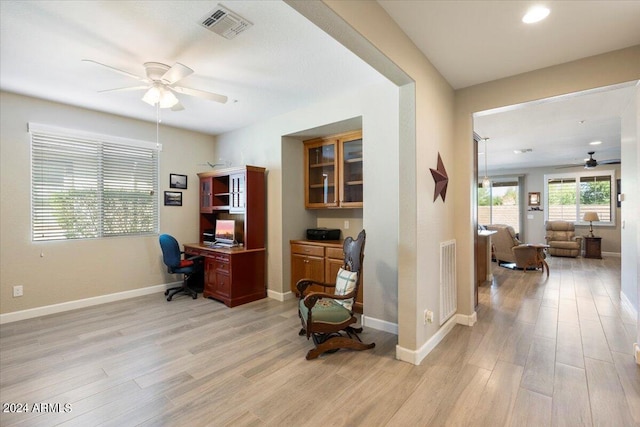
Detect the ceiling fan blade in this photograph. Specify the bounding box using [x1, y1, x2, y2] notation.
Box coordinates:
[171, 86, 228, 103]
[161, 63, 193, 85]
[555, 164, 584, 169]
[98, 85, 149, 93]
[82, 59, 147, 82]
[599, 159, 621, 165]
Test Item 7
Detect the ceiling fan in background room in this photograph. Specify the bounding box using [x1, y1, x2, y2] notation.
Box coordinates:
[557, 151, 621, 169]
[83, 60, 228, 110]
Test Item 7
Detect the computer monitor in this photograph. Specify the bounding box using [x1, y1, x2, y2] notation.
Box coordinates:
[214, 219, 236, 245]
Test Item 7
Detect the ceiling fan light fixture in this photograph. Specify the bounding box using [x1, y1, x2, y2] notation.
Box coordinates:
[142, 86, 161, 106]
[158, 90, 179, 108]
[142, 85, 179, 108]
[522, 6, 550, 24]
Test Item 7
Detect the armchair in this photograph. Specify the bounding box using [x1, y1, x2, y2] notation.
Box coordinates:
[159, 234, 202, 301]
[545, 221, 583, 257]
[485, 224, 521, 264]
[297, 229, 375, 360]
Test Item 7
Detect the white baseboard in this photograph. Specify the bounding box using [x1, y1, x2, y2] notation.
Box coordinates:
[395, 311, 475, 365]
[620, 290, 638, 321]
[267, 289, 295, 302]
[362, 315, 398, 335]
[602, 251, 621, 258]
[0, 282, 177, 324]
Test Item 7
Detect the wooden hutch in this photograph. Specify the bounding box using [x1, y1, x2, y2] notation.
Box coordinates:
[185, 165, 266, 307]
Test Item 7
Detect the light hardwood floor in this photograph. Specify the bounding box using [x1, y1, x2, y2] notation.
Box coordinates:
[1, 255, 638, 426]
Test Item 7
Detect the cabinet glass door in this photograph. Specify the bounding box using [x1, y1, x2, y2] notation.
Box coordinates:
[200, 177, 212, 213]
[340, 135, 363, 207]
[306, 141, 338, 208]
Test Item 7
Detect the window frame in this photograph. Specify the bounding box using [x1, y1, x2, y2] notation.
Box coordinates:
[29, 123, 162, 242]
[543, 169, 616, 226]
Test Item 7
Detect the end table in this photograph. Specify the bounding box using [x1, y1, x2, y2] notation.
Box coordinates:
[584, 236, 602, 259]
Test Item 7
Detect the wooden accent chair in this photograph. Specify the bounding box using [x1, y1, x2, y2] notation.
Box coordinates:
[297, 229, 375, 360]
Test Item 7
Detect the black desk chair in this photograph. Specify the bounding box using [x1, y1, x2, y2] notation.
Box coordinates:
[159, 234, 202, 301]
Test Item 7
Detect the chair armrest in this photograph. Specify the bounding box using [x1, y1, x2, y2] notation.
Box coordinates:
[575, 236, 583, 244]
[185, 255, 204, 262]
[296, 278, 335, 296]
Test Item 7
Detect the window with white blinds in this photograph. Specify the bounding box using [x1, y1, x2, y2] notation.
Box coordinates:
[29, 123, 160, 241]
[544, 170, 614, 224]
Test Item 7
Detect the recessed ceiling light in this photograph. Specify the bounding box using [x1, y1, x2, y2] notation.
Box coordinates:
[523, 6, 550, 24]
[514, 148, 533, 154]
[589, 140, 602, 145]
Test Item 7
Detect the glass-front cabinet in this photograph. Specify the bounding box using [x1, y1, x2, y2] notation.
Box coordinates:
[305, 139, 338, 208]
[303, 130, 363, 209]
[339, 132, 363, 208]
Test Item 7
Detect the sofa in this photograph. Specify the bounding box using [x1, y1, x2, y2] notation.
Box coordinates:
[545, 221, 583, 257]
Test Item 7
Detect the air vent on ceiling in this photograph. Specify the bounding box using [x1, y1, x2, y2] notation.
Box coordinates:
[200, 5, 253, 40]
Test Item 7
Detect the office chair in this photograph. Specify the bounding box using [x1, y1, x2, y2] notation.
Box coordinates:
[297, 229, 375, 359]
[159, 234, 202, 301]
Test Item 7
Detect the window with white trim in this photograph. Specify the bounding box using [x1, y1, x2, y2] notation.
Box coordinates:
[29, 123, 160, 241]
[544, 170, 615, 225]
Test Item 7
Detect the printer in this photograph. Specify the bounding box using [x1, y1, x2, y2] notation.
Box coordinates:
[306, 228, 341, 241]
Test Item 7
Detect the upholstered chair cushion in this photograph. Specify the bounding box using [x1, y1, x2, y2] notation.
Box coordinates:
[299, 298, 351, 325]
[334, 268, 358, 310]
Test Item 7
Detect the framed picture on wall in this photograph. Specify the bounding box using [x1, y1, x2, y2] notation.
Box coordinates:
[164, 191, 182, 206]
[528, 192, 540, 206]
[170, 173, 187, 189]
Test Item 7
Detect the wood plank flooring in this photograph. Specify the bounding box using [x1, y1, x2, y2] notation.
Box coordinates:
[1, 255, 638, 426]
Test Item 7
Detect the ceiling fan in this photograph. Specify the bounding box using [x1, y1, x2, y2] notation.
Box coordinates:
[558, 151, 621, 169]
[83, 59, 228, 110]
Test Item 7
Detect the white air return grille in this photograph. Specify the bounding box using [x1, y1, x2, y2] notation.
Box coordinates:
[440, 239, 457, 325]
[200, 5, 253, 40]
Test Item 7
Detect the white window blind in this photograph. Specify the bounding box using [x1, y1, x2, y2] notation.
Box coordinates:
[29, 123, 160, 241]
[545, 171, 614, 224]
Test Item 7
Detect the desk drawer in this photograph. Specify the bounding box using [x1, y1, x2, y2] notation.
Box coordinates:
[291, 244, 324, 257]
[326, 247, 343, 260]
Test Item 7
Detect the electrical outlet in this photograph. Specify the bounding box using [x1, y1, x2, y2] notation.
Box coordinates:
[424, 309, 434, 324]
[344, 220, 350, 230]
[13, 285, 23, 297]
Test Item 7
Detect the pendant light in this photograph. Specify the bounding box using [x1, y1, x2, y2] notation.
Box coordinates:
[482, 138, 491, 188]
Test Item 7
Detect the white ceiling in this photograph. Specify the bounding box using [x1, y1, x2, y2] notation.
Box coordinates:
[1, 1, 639, 169]
[0, 0, 386, 135]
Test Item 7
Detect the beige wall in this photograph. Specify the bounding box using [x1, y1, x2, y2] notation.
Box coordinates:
[306, 1, 457, 357]
[455, 46, 640, 315]
[0, 92, 215, 315]
[214, 81, 400, 325]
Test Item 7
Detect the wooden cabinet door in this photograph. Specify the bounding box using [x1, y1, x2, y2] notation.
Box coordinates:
[200, 176, 213, 213]
[304, 139, 338, 208]
[291, 253, 324, 294]
[229, 172, 245, 214]
[203, 257, 216, 296]
[325, 256, 343, 286]
[338, 131, 363, 208]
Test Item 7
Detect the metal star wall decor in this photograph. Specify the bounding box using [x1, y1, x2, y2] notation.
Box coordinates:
[430, 152, 449, 202]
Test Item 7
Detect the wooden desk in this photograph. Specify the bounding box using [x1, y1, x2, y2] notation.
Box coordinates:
[184, 243, 266, 307]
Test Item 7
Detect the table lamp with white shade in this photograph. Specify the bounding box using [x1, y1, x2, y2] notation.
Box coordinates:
[583, 212, 599, 237]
